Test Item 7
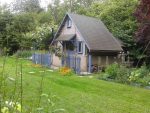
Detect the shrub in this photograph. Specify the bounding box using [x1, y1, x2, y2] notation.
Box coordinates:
[99, 64, 150, 86]
[99, 63, 129, 83]
[99, 73, 111, 80]
[136, 76, 150, 86]
[105, 63, 120, 79]
[116, 65, 130, 83]
[129, 65, 150, 86]
[14, 50, 33, 58]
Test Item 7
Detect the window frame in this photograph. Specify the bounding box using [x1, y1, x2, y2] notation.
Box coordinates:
[67, 19, 72, 28]
[77, 41, 83, 54]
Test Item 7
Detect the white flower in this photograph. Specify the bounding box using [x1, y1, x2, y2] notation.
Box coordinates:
[8, 101, 15, 107]
[8, 77, 15, 81]
[5, 101, 9, 105]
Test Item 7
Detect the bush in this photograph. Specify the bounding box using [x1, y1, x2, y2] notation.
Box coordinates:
[99, 64, 150, 86]
[98, 73, 111, 80]
[14, 50, 33, 58]
[116, 65, 130, 83]
[129, 65, 150, 86]
[136, 76, 150, 86]
[105, 63, 119, 79]
[99, 63, 129, 83]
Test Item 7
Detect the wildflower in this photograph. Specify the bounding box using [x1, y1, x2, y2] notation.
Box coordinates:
[1, 107, 9, 113]
[60, 67, 72, 76]
[16, 103, 21, 112]
[8, 77, 15, 82]
[5, 101, 15, 107]
[4, 101, 21, 112]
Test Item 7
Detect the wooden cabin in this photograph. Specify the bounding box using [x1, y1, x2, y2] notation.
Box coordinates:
[51, 13, 124, 74]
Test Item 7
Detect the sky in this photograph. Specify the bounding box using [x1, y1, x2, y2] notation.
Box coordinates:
[0, 0, 52, 8]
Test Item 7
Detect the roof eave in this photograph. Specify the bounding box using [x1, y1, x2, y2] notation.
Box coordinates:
[90, 49, 123, 53]
[50, 14, 68, 46]
[67, 13, 91, 51]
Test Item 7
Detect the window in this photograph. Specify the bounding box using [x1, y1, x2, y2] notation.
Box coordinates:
[77, 42, 83, 53]
[67, 19, 72, 28]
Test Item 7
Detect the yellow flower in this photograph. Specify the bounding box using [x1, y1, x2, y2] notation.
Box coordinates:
[60, 67, 72, 76]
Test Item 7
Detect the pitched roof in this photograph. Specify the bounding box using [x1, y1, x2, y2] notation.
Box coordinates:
[55, 13, 123, 52]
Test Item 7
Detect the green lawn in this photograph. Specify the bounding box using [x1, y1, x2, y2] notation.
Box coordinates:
[0, 57, 150, 113]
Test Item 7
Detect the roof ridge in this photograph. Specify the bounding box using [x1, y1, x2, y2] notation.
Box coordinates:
[68, 13, 101, 22]
[54, 13, 123, 51]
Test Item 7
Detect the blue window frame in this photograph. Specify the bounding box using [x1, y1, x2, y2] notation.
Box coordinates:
[67, 19, 72, 28]
[77, 41, 83, 53]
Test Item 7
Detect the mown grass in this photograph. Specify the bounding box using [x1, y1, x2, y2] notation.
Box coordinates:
[0, 57, 150, 113]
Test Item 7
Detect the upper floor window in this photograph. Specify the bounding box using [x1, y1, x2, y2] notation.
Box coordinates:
[77, 41, 83, 53]
[67, 19, 72, 28]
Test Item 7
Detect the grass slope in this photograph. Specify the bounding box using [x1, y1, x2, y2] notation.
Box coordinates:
[0, 57, 150, 113]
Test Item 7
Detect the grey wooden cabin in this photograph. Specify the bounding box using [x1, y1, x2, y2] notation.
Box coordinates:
[51, 13, 124, 73]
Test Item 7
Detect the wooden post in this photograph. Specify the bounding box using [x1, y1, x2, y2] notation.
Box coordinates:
[121, 52, 125, 64]
[88, 54, 92, 73]
[98, 57, 101, 65]
[106, 56, 109, 65]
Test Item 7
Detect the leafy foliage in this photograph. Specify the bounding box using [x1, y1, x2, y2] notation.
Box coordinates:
[99, 63, 150, 86]
[105, 63, 120, 79]
[0, 11, 20, 55]
[129, 65, 150, 86]
[88, 0, 138, 47]
[134, 0, 150, 65]
[13, 0, 43, 13]
[14, 50, 33, 58]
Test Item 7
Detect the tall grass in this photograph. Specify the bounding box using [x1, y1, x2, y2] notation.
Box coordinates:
[0, 53, 64, 113]
[14, 50, 50, 58]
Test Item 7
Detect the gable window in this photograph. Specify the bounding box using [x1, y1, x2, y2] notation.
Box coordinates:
[67, 19, 72, 28]
[77, 41, 83, 53]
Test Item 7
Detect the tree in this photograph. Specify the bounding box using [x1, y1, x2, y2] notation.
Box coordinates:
[30, 24, 54, 50]
[134, 0, 150, 65]
[0, 11, 38, 55]
[37, 11, 53, 24]
[48, 0, 66, 24]
[13, 0, 43, 13]
[0, 11, 20, 55]
[13, 13, 36, 49]
[88, 0, 138, 47]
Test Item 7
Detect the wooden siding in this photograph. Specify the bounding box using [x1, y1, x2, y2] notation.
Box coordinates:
[60, 18, 84, 41]
[52, 54, 61, 67]
[92, 55, 121, 67]
[78, 54, 88, 72]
